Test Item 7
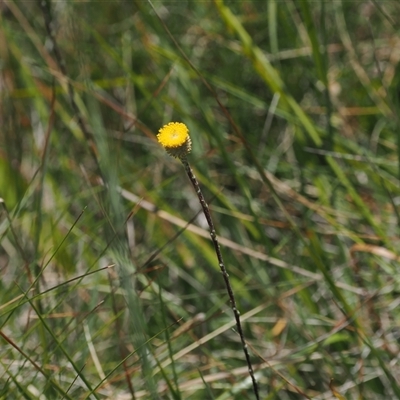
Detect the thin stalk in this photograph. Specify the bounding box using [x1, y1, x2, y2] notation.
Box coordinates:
[180, 157, 259, 400]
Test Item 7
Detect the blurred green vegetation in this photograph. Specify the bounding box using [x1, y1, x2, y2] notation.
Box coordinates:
[1, 0, 400, 398]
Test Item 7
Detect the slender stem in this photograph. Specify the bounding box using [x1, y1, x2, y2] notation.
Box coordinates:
[180, 157, 260, 399]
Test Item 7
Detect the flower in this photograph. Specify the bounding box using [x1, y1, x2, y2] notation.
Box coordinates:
[157, 122, 192, 158]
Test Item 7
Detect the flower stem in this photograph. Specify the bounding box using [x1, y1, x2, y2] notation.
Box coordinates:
[180, 157, 260, 399]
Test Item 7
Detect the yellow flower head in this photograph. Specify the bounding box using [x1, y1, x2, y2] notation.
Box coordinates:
[157, 122, 192, 158]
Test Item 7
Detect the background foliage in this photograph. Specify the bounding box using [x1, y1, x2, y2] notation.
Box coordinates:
[1, 1, 400, 399]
